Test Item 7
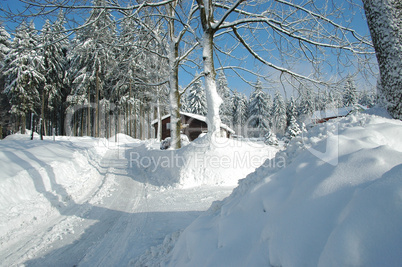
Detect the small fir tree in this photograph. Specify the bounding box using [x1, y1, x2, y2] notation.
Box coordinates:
[187, 77, 207, 116]
[248, 80, 271, 138]
[343, 76, 358, 107]
[264, 129, 279, 146]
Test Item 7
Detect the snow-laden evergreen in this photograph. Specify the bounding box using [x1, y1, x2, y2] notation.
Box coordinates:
[285, 114, 301, 141]
[3, 21, 44, 132]
[231, 90, 248, 135]
[187, 77, 207, 116]
[68, 0, 117, 137]
[217, 71, 232, 126]
[297, 85, 315, 118]
[247, 80, 271, 138]
[40, 19, 68, 113]
[272, 90, 286, 135]
[0, 24, 11, 65]
[264, 129, 278, 146]
[286, 96, 297, 128]
[343, 76, 358, 107]
[359, 89, 376, 108]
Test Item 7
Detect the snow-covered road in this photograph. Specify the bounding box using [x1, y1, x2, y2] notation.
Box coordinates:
[0, 145, 234, 266]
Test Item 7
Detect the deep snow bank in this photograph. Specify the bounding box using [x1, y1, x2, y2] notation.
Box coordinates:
[127, 135, 278, 188]
[166, 113, 402, 267]
[0, 135, 109, 241]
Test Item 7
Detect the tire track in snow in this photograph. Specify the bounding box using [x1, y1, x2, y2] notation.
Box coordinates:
[1, 147, 148, 266]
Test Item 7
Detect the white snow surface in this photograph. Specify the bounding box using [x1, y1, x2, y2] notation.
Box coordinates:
[0, 132, 275, 266]
[165, 113, 402, 267]
[2, 111, 402, 267]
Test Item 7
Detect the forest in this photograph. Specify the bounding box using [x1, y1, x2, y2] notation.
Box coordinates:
[0, 0, 400, 146]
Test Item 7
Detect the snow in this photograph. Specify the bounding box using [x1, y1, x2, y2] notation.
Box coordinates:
[151, 111, 235, 134]
[0, 132, 274, 266]
[166, 112, 402, 267]
[1, 110, 402, 267]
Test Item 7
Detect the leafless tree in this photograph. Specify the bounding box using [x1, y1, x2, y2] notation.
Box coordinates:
[195, 0, 375, 137]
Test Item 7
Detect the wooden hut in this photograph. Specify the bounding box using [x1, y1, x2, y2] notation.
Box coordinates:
[151, 112, 234, 141]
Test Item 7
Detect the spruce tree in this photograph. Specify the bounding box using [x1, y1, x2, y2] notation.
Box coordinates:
[359, 89, 376, 108]
[217, 71, 232, 125]
[343, 76, 358, 107]
[285, 115, 301, 141]
[187, 77, 207, 116]
[69, 0, 117, 136]
[39, 19, 68, 137]
[248, 80, 271, 138]
[286, 96, 297, 128]
[3, 21, 44, 133]
[231, 90, 248, 135]
[0, 24, 11, 66]
[297, 85, 315, 118]
[272, 90, 286, 135]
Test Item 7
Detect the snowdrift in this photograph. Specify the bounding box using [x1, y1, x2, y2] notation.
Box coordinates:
[127, 135, 278, 188]
[0, 135, 109, 241]
[166, 113, 402, 267]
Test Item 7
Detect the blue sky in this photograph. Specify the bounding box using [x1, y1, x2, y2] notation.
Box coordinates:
[0, 0, 376, 99]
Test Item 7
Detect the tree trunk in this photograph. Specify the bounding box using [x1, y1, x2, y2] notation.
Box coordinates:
[133, 100, 137, 138]
[87, 87, 91, 136]
[41, 88, 45, 140]
[156, 98, 162, 141]
[95, 68, 100, 137]
[197, 0, 223, 137]
[167, 2, 182, 149]
[202, 30, 223, 137]
[169, 63, 181, 148]
[363, 0, 402, 119]
[129, 83, 132, 137]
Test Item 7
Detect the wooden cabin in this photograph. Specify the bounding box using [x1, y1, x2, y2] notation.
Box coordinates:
[151, 112, 234, 141]
[310, 104, 367, 124]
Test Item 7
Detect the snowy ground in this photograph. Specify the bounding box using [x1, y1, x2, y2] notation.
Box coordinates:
[2, 110, 401, 267]
[0, 133, 276, 266]
[165, 112, 402, 267]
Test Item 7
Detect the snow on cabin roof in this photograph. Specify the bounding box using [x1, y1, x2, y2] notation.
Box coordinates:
[310, 104, 367, 121]
[151, 112, 235, 134]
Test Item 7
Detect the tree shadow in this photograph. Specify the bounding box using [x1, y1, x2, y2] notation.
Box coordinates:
[23, 208, 202, 266]
[2, 145, 202, 266]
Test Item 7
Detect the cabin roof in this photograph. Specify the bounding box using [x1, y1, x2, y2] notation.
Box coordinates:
[310, 104, 367, 121]
[151, 111, 235, 134]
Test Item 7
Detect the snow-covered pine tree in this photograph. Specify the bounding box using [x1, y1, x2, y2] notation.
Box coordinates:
[264, 128, 278, 146]
[363, 0, 402, 119]
[69, 0, 117, 137]
[359, 89, 376, 108]
[3, 21, 45, 133]
[187, 76, 207, 116]
[231, 89, 248, 134]
[327, 90, 343, 109]
[297, 85, 315, 118]
[285, 113, 301, 141]
[217, 71, 232, 125]
[180, 91, 190, 113]
[0, 24, 11, 137]
[343, 76, 358, 107]
[39, 19, 68, 138]
[272, 90, 286, 135]
[0, 24, 11, 67]
[247, 80, 271, 138]
[315, 89, 329, 111]
[286, 96, 297, 128]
